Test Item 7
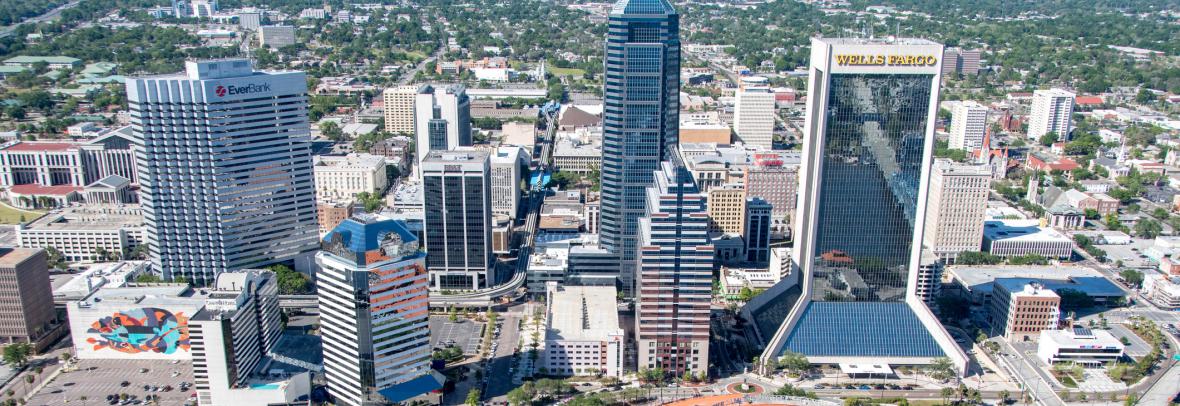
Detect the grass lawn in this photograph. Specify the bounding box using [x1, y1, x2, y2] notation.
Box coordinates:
[0, 203, 43, 225]
[548, 66, 586, 76]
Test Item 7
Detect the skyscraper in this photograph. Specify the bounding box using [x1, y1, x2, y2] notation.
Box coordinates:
[949, 101, 988, 151]
[1028, 88, 1075, 142]
[923, 159, 991, 261]
[733, 86, 776, 149]
[317, 217, 439, 406]
[0, 248, 56, 351]
[756, 38, 967, 373]
[599, 0, 680, 296]
[382, 85, 418, 135]
[420, 150, 493, 290]
[127, 59, 319, 284]
[413, 84, 472, 164]
[635, 154, 712, 376]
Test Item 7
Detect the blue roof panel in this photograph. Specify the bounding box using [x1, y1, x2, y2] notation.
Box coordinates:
[783, 302, 945, 358]
[323, 218, 418, 254]
[377, 373, 444, 404]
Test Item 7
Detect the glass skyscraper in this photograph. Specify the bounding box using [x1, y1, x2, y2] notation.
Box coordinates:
[599, 0, 680, 296]
[753, 38, 967, 373]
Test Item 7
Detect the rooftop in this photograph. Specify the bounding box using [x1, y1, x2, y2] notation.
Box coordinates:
[0, 141, 78, 152]
[25, 205, 143, 231]
[949, 265, 1127, 298]
[546, 285, 621, 342]
[1040, 327, 1124, 350]
[0, 247, 42, 267]
[983, 219, 1071, 243]
[9, 184, 82, 196]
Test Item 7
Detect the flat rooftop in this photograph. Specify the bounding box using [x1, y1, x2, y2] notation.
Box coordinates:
[546, 285, 620, 342]
[818, 37, 940, 46]
[76, 284, 207, 307]
[949, 265, 1127, 298]
[1041, 327, 1124, 350]
[983, 219, 1071, 243]
[25, 205, 143, 231]
[0, 247, 41, 267]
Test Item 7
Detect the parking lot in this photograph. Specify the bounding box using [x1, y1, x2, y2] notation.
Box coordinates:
[26, 359, 194, 406]
[429, 316, 484, 355]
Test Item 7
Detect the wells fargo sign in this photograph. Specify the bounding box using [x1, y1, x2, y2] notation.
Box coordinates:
[834, 54, 939, 66]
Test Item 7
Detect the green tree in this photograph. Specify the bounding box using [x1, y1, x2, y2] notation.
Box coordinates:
[927, 357, 956, 382]
[506, 382, 536, 405]
[1105, 213, 1124, 231]
[778, 350, 810, 376]
[1135, 88, 1156, 104]
[1134, 219, 1162, 238]
[268, 264, 311, 295]
[465, 389, 481, 405]
[2, 343, 32, 367]
[955, 251, 1002, 265]
[1120, 269, 1144, 288]
[1039, 132, 1059, 146]
[44, 246, 65, 269]
[356, 191, 386, 212]
[134, 273, 163, 283]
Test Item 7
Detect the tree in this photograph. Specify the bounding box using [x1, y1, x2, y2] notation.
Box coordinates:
[465, 389, 481, 405]
[1134, 219, 1162, 239]
[1135, 88, 1156, 104]
[999, 389, 1011, 404]
[320, 121, 346, 141]
[927, 357, 956, 382]
[506, 382, 536, 406]
[1105, 213, 1124, 231]
[955, 251, 1002, 265]
[1039, 132, 1059, 147]
[44, 246, 65, 269]
[268, 265, 311, 295]
[356, 191, 386, 213]
[548, 171, 581, 189]
[134, 273, 162, 283]
[778, 350, 810, 376]
[2, 343, 32, 367]
[1120, 269, 1144, 288]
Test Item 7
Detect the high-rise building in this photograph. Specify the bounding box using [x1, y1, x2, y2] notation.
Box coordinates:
[745, 197, 772, 264]
[317, 217, 440, 406]
[923, 159, 991, 261]
[259, 25, 297, 49]
[238, 12, 261, 30]
[191, 0, 217, 17]
[744, 155, 799, 226]
[599, 0, 680, 296]
[756, 38, 967, 374]
[127, 59, 320, 284]
[413, 85, 472, 164]
[190, 270, 309, 406]
[940, 48, 982, 76]
[421, 150, 493, 290]
[635, 157, 712, 376]
[733, 87, 775, 149]
[490, 146, 528, 219]
[949, 101, 988, 151]
[0, 248, 56, 351]
[706, 183, 746, 234]
[382, 86, 418, 135]
[1028, 88, 1075, 142]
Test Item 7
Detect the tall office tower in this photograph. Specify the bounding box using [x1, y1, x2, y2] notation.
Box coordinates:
[599, 0, 680, 297]
[733, 87, 776, 149]
[490, 146, 527, 219]
[1028, 88, 1075, 142]
[744, 197, 772, 263]
[923, 159, 991, 261]
[940, 48, 982, 76]
[317, 217, 439, 406]
[127, 59, 319, 284]
[757, 38, 967, 374]
[190, 270, 294, 406]
[0, 248, 55, 351]
[421, 150, 493, 290]
[413, 85, 472, 164]
[949, 101, 988, 151]
[382, 85, 419, 135]
[635, 156, 712, 376]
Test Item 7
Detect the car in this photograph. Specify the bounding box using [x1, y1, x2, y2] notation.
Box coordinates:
[581, 383, 593, 387]
[121, 381, 131, 387]
[873, 385, 885, 390]
[902, 385, 914, 390]
[858, 385, 871, 390]
[814, 384, 826, 389]
[139, 368, 149, 373]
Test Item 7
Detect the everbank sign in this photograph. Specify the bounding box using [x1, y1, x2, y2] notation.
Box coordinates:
[212, 82, 272, 98]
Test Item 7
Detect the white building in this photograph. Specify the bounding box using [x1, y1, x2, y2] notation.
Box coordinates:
[553, 128, 602, 175]
[541, 283, 624, 378]
[719, 267, 779, 298]
[66, 284, 208, 360]
[490, 146, 528, 219]
[127, 59, 320, 283]
[982, 219, 1073, 259]
[1037, 327, 1124, 366]
[191, 270, 311, 406]
[17, 205, 144, 263]
[1142, 274, 1180, 309]
[313, 154, 388, 200]
[949, 101, 988, 150]
[923, 159, 991, 261]
[1028, 88, 1075, 141]
[382, 86, 418, 135]
[733, 86, 775, 149]
[527, 248, 568, 292]
[316, 217, 440, 406]
[259, 25, 296, 48]
[414, 85, 472, 165]
[52, 261, 148, 303]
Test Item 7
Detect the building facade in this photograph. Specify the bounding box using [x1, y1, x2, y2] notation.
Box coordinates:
[923, 159, 990, 261]
[490, 146, 527, 219]
[0, 248, 56, 351]
[949, 101, 988, 151]
[745, 197, 772, 263]
[17, 205, 144, 263]
[542, 283, 624, 377]
[757, 38, 967, 374]
[706, 183, 746, 235]
[382, 85, 418, 135]
[989, 281, 1060, 342]
[1028, 88, 1075, 141]
[733, 87, 775, 149]
[421, 150, 493, 290]
[127, 59, 320, 283]
[599, 0, 680, 297]
[313, 154, 388, 200]
[414, 85, 472, 165]
[635, 158, 712, 376]
[316, 217, 439, 406]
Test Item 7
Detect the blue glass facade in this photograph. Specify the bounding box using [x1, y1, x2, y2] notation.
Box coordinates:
[599, 0, 680, 296]
[784, 302, 943, 357]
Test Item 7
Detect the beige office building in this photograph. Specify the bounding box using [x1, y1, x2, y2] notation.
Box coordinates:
[0, 248, 57, 352]
[707, 183, 746, 235]
[949, 101, 988, 151]
[382, 85, 419, 135]
[923, 159, 991, 261]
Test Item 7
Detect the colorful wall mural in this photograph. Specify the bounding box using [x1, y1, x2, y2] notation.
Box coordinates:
[85, 307, 191, 355]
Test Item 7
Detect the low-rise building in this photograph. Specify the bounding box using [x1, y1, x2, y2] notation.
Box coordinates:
[541, 283, 623, 378]
[552, 130, 602, 175]
[1142, 274, 1180, 308]
[1037, 326, 1124, 366]
[313, 154, 387, 200]
[316, 200, 354, 237]
[718, 267, 778, 300]
[948, 265, 1127, 306]
[67, 283, 208, 359]
[982, 219, 1073, 259]
[679, 112, 731, 145]
[259, 25, 297, 48]
[988, 281, 1060, 342]
[17, 205, 144, 263]
[0, 248, 59, 352]
[527, 248, 568, 292]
